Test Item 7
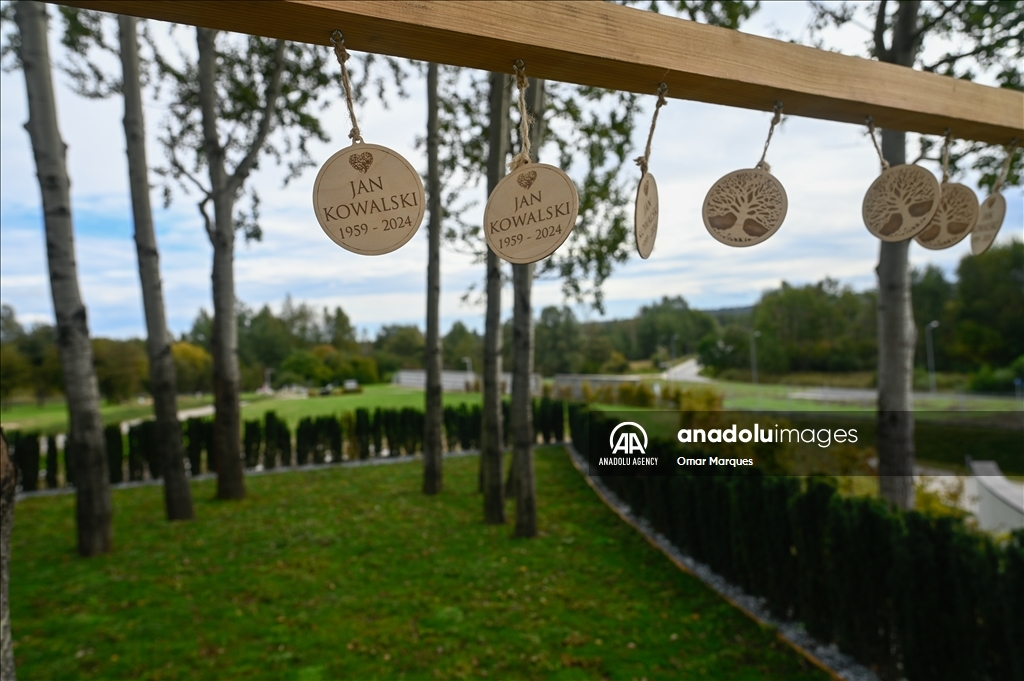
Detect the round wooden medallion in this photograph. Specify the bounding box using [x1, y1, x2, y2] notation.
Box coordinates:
[862, 164, 939, 242]
[702, 168, 787, 247]
[914, 182, 979, 250]
[483, 163, 579, 264]
[312, 143, 425, 256]
[970, 192, 1007, 256]
[634, 173, 659, 259]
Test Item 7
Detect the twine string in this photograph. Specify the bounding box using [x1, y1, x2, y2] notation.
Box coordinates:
[635, 83, 668, 176]
[755, 101, 783, 172]
[940, 129, 952, 184]
[866, 116, 890, 172]
[509, 60, 533, 172]
[330, 30, 365, 145]
[994, 139, 1019, 193]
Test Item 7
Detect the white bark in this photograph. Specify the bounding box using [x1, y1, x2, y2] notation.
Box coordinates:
[15, 0, 111, 555]
[511, 78, 545, 538]
[482, 72, 510, 524]
[196, 29, 286, 500]
[118, 15, 193, 520]
[423, 62, 443, 494]
[874, 0, 921, 510]
[1, 434, 15, 680]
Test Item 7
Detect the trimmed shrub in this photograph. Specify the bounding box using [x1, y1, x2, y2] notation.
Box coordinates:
[185, 418, 203, 475]
[551, 399, 565, 441]
[45, 434, 58, 488]
[140, 420, 160, 479]
[277, 419, 292, 467]
[443, 405, 459, 451]
[104, 424, 124, 484]
[264, 411, 279, 469]
[243, 419, 262, 469]
[455, 404, 472, 451]
[128, 423, 145, 481]
[325, 416, 342, 463]
[371, 408, 383, 456]
[63, 439, 76, 487]
[16, 432, 40, 491]
[203, 419, 216, 473]
[355, 408, 371, 460]
[296, 417, 313, 466]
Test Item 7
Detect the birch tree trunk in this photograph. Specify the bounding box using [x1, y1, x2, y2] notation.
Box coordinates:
[874, 0, 921, 511]
[423, 62, 443, 495]
[0, 433, 15, 681]
[196, 29, 285, 500]
[15, 0, 112, 555]
[118, 15, 193, 520]
[482, 72, 511, 524]
[511, 78, 545, 538]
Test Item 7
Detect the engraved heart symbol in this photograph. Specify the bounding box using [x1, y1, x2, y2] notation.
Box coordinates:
[517, 171, 537, 190]
[349, 152, 373, 174]
[643, 179, 649, 197]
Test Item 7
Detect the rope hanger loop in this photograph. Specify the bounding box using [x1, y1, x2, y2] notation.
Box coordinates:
[330, 29, 365, 145]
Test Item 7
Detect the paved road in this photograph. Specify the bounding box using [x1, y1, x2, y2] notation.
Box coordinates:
[787, 387, 1007, 404]
[662, 358, 711, 383]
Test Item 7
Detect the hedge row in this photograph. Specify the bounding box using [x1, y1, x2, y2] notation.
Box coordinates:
[571, 405, 1024, 681]
[6, 398, 567, 488]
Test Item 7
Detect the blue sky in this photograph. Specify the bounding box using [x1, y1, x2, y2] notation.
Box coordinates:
[1, 2, 1020, 339]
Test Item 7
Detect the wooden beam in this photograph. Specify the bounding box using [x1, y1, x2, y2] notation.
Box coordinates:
[57, 0, 1023, 145]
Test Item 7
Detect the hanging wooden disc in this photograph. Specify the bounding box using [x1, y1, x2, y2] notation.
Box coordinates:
[862, 164, 940, 242]
[970, 192, 1007, 256]
[483, 163, 579, 264]
[702, 168, 787, 247]
[914, 182, 979, 250]
[634, 173, 659, 259]
[312, 143, 425, 256]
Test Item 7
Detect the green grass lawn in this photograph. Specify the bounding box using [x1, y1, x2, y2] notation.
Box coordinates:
[9, 448, 826, 680]
[1, 385, 483, 436]
[0, 395, 216, 435]
[651, 377, 1021, 412]
[241, 385, 482, 429]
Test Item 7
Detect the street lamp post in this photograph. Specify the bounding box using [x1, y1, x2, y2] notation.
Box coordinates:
[750, 330, 761, 385]
[925, 320, 939, 393]
[462, 357, 473, 392]
[671, 333, 679, 363]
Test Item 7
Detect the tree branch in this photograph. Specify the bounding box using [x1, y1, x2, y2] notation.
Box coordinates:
[873, 0, 891, 61]
[912, 0, 962, 41]
[226, 39, 286, 197]
[167, 152, 211, 199]
[198, 197, 215, 243]
[922, 34, 1018, 72]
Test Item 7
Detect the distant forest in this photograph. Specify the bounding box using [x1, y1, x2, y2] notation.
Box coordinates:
[2, 240, 1020, 405]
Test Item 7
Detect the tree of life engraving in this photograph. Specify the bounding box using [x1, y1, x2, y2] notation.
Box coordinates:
[862, 165, 939, 242]
[915, 182, 979, 249]
[702, 169, 787, 247]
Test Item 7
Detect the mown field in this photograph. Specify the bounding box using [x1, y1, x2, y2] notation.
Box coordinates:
[9, 448, 827, 680]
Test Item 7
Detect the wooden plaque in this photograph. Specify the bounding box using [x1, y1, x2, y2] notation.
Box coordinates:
[483, 163, 579, 264]
[914, 182, 979, 250]
[702, 168, 787, 247]
[634, 172, 659, 259]
[312, 143, 425, 256]
[862, 164, 939, 242]
[971, 192, 1007, 255]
